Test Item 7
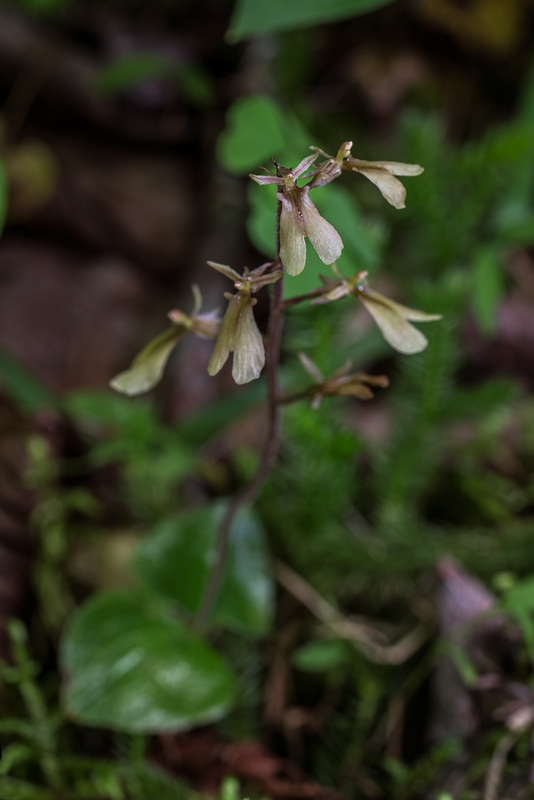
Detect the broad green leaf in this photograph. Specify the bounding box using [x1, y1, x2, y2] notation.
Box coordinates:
[227, 0, 396, 41]
[134, 502, 273, 636]
[472, 248, 504, 336]
[217, 95, 286, 174]
[217, 94, 313, 175]
[110, 326, 185, 396]
[0, 158, 6, 237]
[61, 590, 236, 732]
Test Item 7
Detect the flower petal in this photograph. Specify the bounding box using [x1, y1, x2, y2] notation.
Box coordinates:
[278, 192, 307, 276]
[300, 187, 344, 265]
[110, 326, 185, 395]
[349, 158, 423, 177]
[353, 166, 408, 209]
[364, 287, 442, 322]
[207, 294, 240, 376]
[232, 297, 265, 384]
[358, 294, 430, 354]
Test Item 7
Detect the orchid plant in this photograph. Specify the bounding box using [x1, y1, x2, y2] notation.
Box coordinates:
[111, 140, 440, 621]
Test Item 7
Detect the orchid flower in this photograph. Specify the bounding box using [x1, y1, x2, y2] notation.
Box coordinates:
[250, 154, 343, 277]
[207, 261, 282, 384]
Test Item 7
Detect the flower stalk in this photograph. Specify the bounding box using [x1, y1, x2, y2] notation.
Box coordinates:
[109, 138, 437, 630]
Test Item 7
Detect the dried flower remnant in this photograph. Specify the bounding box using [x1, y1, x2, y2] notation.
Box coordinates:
[110, 285, 220, 396]
[298, 353, 389, 409]
[311, 141, 424, 209]
[250, 154, 343, 277]
[316, 268, 441, 355]
[207, 261, 282, 385]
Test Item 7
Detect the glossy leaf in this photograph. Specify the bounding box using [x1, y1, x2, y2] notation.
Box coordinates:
[134, 503, 273, 636]
[227, 0, 396, 40]
[61, 590, 236, 732]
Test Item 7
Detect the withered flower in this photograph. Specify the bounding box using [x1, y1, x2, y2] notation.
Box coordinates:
[207, 261, 282, 385]
[110, 286, 220, 396]
[250, 154, 343, 277]
[299, 353, 389, 409]
[311, 141, 423, 209]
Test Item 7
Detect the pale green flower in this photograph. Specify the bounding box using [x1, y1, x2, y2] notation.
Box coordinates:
[316, 268, 441, 355]
[250, 154, 343, 277]
[110, 285, 220, 396]
[207, 262, 282, 384]
[311, 141, 424, 209]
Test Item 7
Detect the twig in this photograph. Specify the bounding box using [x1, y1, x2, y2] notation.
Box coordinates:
[483, 705, 534, 800]
[274, 560, 427, 665]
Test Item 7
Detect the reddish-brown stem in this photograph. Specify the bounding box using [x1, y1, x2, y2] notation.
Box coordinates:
[282, 285, 333, 309]
[196, 252, 285, 626]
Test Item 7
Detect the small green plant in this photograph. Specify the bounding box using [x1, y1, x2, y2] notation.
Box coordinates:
[0, 621, 188, 799]
[59, 135, 439, 736]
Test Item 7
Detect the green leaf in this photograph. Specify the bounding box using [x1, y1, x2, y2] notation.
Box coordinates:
[119, 761, 188, 800]
[227, 0, 396, 41]
[292, 639, 350, 672]
[503, 577, 534, 666]
[0, 777, 54, 799]
[217, 94, 313, 175]
[0, 158, 6, 237]
[0, 348, 56, 412]
[95, 53, 171, 95]
[472, 248, 504, 336]
[217, 95, 286, 174]
[110, 326, 185, 396]
[0, 744, 37, 776]
[134, 503, 273, 636]
[314, 183, 383, 270]
[61, 590, 236, 733]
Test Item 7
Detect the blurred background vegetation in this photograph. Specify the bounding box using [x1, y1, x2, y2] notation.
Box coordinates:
[2, 0, 534, 798]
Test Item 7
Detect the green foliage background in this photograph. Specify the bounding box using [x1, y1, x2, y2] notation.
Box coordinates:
[2, 0, 534, 797]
